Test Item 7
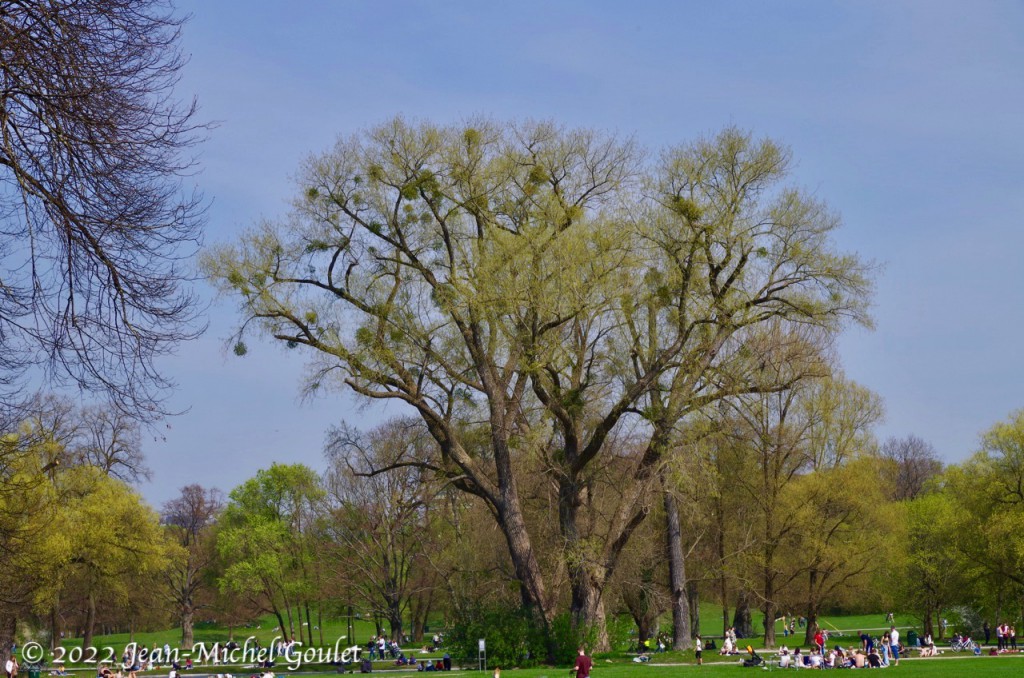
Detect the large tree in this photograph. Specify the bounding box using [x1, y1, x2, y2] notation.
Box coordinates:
[0, 0, 204, 415]
[205, 118, 873, 644]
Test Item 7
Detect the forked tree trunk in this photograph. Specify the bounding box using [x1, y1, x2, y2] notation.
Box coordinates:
[570, 572, 610, 651]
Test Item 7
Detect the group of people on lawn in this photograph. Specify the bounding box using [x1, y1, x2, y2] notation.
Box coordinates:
[763, 625, 907, 668]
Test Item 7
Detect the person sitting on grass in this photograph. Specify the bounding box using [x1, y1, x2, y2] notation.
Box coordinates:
[720, 636, 735, 656]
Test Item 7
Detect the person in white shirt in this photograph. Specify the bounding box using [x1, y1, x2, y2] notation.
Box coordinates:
[694, 636, 703, 666]
[6, 658, 14, 678]
[889, 626, 900, 666]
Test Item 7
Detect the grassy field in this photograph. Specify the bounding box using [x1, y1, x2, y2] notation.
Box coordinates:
[272, 656, 1024, 677]
[32, 606, 953, 673]
[56, 604, 926, 653]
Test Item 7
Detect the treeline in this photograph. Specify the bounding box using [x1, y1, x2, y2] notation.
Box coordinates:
[4, 390, 1024, 665]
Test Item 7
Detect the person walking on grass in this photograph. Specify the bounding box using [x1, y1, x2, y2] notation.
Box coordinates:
[889, 626, 900, 666]
[695, 636, 703, 666]
[573, 647, 592, 678]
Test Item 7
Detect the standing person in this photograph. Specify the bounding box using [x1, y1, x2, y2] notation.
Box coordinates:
[694, 636, 703, 666]
[983, 620, 991, 646]
[889, 626, 900, 666]
[1011, 626, 1017, 651]
[573, 647, 592, 678]
[813, 628, 825, 655]
[997, 623, 1006, 651]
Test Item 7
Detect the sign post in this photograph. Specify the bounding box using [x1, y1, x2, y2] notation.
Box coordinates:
[478, 639, 486, 671]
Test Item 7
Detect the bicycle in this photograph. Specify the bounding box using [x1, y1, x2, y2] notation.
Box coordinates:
[949, 637, 978, 652]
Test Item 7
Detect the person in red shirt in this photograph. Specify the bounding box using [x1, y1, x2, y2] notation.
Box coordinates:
[573, 647, 592, 678]
[814, 629, 825, 655]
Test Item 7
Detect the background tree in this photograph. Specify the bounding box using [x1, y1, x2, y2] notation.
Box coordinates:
[939, 410, 1024, 626]
[162, 484, 224, 649]
[895, 492, 963, 638]
[55, 466, 177, 650]
[0, 0, 205, 415]
[218, 463, 324, 644]
[0, 421, 62, 661]
[881, 434, 943, 501]
[324, 418, 441, 641]
[72, 405, 151, 483]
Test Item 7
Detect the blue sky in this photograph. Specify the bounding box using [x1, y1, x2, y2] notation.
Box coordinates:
[140, 0, 1024, 505]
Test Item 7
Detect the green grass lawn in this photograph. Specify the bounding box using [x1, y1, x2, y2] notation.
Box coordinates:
[284, 655, 1024, 677]
[37, 607, 957, 672]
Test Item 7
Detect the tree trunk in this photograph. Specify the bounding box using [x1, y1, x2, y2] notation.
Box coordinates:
[0, 613, 16, 664]
[271, 603, 288, 641]
[802, 569, 819, 646]
[413, 594, 431, 643]
[347, 605, 355, 646]
[687, 580, 701, 639]
[733, 591, 753, 639]
[181, 606, 194, 650]
[499, 493, 550, 622]
[285, 604, 295, 642]
[49, 605, 60, 652]
[318, 601, 324, 646]
[716, 505, 729, 636]
[305, 603, 314, 646]
[83, 590, 97, 650]
[561, 472, 610, 651]
[803, 613, 819, 647]
[570, 574, 609, 651]
[387, 593, 404, 643]
[664, 491, 692, 650]
[762, 598, 777, 649]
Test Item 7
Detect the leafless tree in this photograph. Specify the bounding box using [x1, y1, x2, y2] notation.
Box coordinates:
[0, 0, 206, 418]
[324, 418, 441, 642]
[162, 484, 224, 649]
[72, 404, 151, 483]
[880, 434, 943, 501]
